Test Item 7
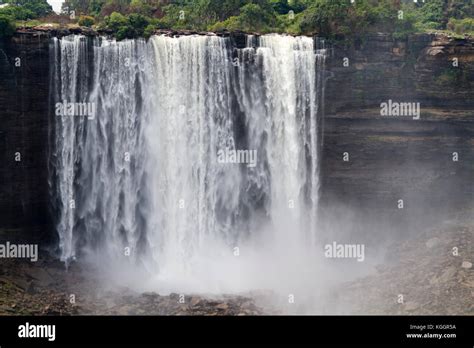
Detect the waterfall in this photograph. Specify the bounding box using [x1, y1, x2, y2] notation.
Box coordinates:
[51, 34, 327, 292]
[51, 36, 152, 263]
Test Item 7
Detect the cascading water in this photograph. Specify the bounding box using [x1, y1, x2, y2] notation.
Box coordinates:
[51, 34, 327, 294]
[51, 36, 152, 263]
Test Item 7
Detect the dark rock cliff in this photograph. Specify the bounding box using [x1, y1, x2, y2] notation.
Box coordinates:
[320, 33, 473, 243]
[0, 30, 472, 244]
[0, 31, 52, 241]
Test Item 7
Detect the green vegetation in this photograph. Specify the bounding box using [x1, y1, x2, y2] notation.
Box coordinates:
[104, 11, 151, 39]
[1, 0, 473, 40]
[209, 3, 278, 33]
[0, 5, 35, 20]
[4, 0, 52, 18]
[0, 0, 52, 37]
[78, 15, 95, 27]
[447, 18, 474, 36]
[436, 67, 470, 88]
[0, 13, 16, 37]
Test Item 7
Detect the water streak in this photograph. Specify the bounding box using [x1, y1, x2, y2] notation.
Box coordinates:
[51, 34, 327, 293]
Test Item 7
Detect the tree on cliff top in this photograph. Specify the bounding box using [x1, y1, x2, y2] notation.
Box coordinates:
[6, 0, 52, 17]
[18, 0, 472, 39]
[0, 13, 15, 37]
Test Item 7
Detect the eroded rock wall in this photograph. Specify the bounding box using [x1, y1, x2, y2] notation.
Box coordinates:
[0, 30, 472, 244]
[320, 33, 474, 243]
[0, 32, 52, 240]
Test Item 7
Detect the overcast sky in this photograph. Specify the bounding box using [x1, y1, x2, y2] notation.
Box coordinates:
[48, 0, 64, 13]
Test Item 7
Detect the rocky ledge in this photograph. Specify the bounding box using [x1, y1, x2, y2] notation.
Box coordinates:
[1, 212, 472, 315]
[333, 212, 474, 315]
[14, 25, 254, 41]
[0, 252, 266, 315]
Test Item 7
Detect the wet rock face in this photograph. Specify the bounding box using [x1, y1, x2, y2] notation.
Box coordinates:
[325, 33, 474, 113]
[320, 34, 474, 242]
[0, 29, 248, 237]
[416, 36, 474, 104]
[0, 31, 473, 244]
[0, 32, 52, 238]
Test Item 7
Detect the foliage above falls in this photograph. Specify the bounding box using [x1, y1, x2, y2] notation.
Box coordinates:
[0, 0, 473, 40]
